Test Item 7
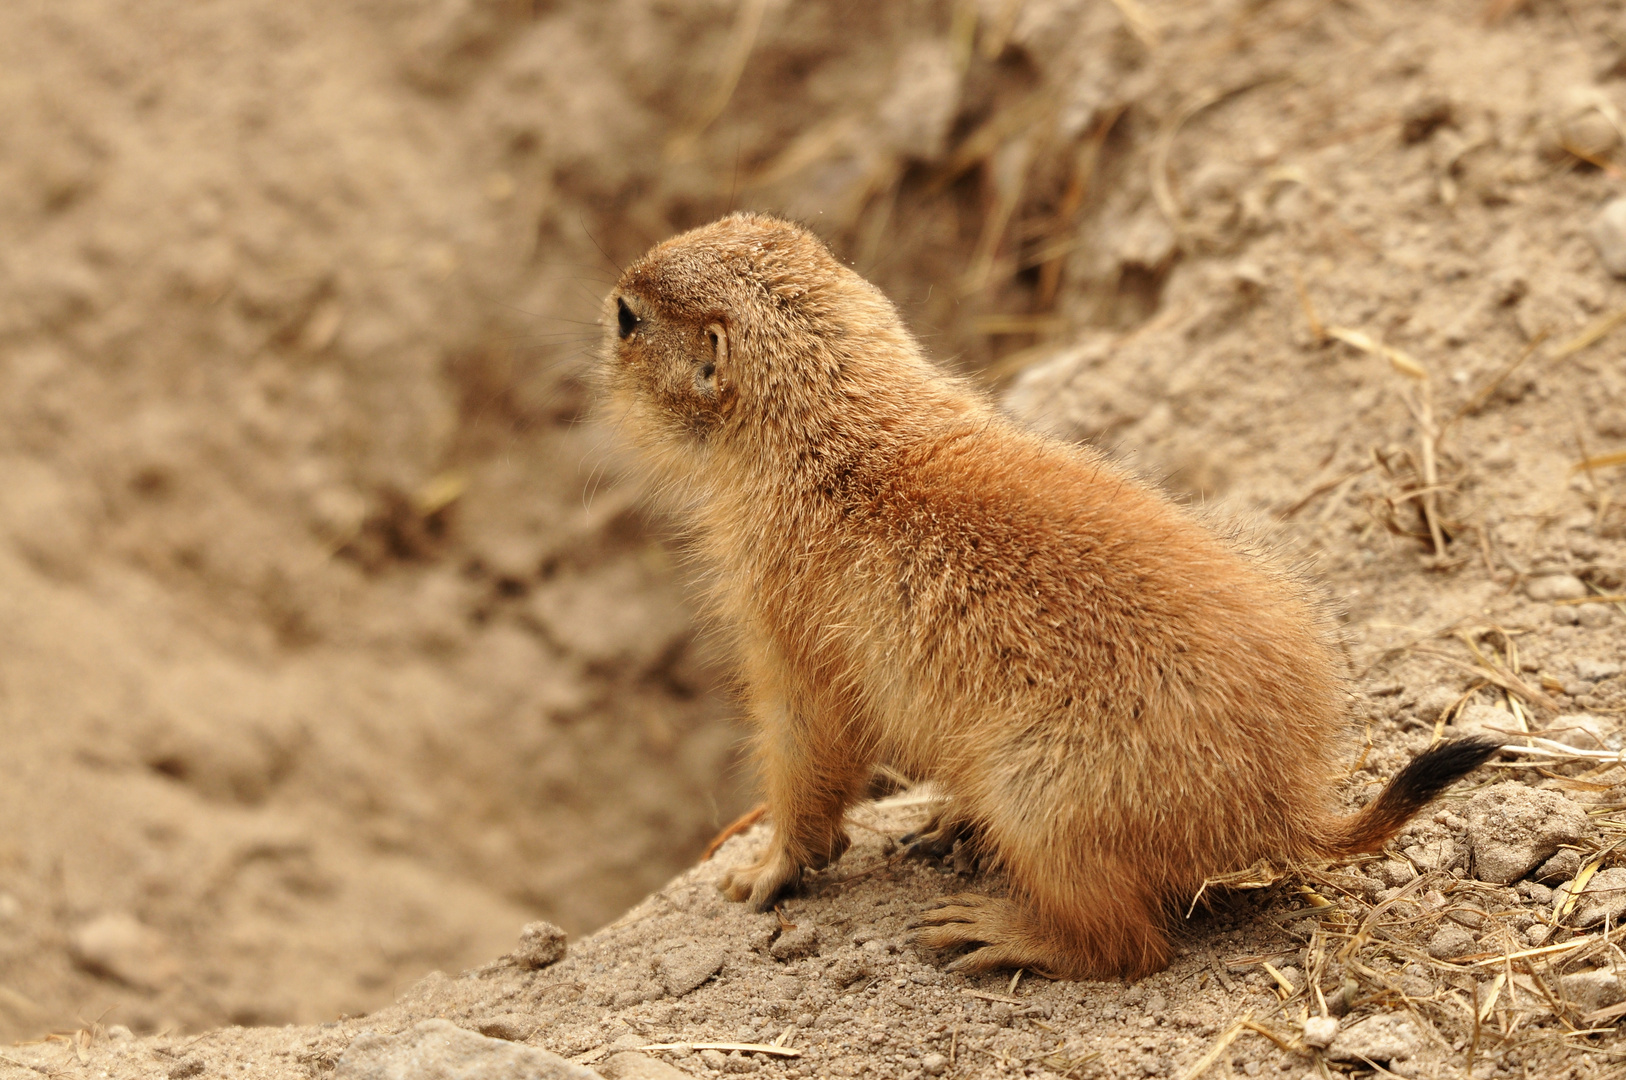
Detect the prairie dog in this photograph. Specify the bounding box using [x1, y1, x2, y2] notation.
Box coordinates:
[599, 213, 1496, 979]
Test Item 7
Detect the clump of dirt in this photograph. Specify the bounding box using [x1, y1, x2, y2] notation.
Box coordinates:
[6, 0, 1626, 1077]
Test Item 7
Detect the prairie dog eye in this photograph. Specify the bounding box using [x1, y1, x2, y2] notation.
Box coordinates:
[616, 297, 638, 339]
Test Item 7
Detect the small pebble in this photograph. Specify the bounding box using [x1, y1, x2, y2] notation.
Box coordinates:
[1426, 923, 1477, 960]
[1579, 605, 1613, 628]
[1535, 847, 1583, 882]
[1575, 659, 1622, 682]
[1558, 110, 1622, 161]
[1525, 574, 1588, 601]
[510, 921, 567, 969]
[1546, 714, 1615, 751]
[476, 1014, 535, 1042]
[1571, 867, 1626, 928]
[1328, 1014, 1424, 1065]
[770, 926, 820, 961]
[1454, 704, 1515, 740]
[599, 1052, 695, 1080]
[922, 1051, 949, 1076]
[1558, 969, 1626, 1012]
[1465, 782, 1593, 884]
[1587, 197, 1626, 278]
[1303, 1016, 1339, 1049]
[660, 942, 726, 997]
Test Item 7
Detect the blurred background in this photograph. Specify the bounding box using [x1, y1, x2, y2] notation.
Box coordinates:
[3, 0, 1624, 1042]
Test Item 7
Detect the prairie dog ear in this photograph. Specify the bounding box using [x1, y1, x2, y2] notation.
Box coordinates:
[697, 320, 728, 396]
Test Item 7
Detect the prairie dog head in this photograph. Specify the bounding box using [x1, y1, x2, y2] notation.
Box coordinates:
[601, 213, 935, 472]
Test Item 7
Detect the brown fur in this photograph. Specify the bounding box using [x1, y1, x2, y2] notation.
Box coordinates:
[598, 212, 1491, 980]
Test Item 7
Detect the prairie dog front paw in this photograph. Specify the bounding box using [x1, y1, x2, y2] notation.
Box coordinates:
[719, 846, 803, 910]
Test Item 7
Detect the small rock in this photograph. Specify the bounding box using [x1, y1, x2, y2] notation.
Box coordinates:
[1543, 714, 1614, 750]
[1580, 604, 1614, 629]
[1557, 110, 1622, 161]
[1558, 969, 1626, 1013]
[770, 925, 821, 961]
[1426, 923, 1478, 959]
[824, 955, 868, 988]
[511, 921, 568, 969]
[335, 1020, 599, 1079]
[1535, 848, 1584, 883]
[1406, 838, 1460, 873]
[1571, 867, 1626, 928]
[1375, 858, 1418, 887]
[1454, 704, 1516, 741]
[476, 1014, 535, 1042]
[1414, 686, 1462, 722]
[69, 912, 178, 990]
[1447, 906, 1484, 930]
[1527, 923, 1551, 945]
[168, 1062, 204, 1079]
[920, 1051, 949, 1076]
[1575, 660, 1623, 682]
[770, 974, 803, 1000]
[613, 988, 654, 1008]
[1554, 605, 1582, 626]
[1327, 1013, 1425, 1064]
[1465, 782, 1593, 884]
[599, 1051, 694, 1080]
[1587, 197, 1626, 278]
[659, 941, 726, 997]
[1526, 573, 1589, 601]
[699, 1049, 729, 1070]
[1302, 1016, 1339, 1050]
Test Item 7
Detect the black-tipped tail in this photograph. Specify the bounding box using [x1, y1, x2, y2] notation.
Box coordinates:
[1320, 737, 1501, 857]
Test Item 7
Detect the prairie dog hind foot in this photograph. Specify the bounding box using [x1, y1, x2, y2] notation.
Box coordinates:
[911, 891, 1170, 981]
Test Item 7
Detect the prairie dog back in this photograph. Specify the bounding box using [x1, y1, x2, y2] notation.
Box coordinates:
[600, 212, 1496, 979]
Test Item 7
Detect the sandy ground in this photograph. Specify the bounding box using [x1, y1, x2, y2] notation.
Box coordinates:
[5, 0, 1626, 1077]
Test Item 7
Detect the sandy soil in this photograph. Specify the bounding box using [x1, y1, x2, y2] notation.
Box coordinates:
[5, 0, 1626, 1077]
